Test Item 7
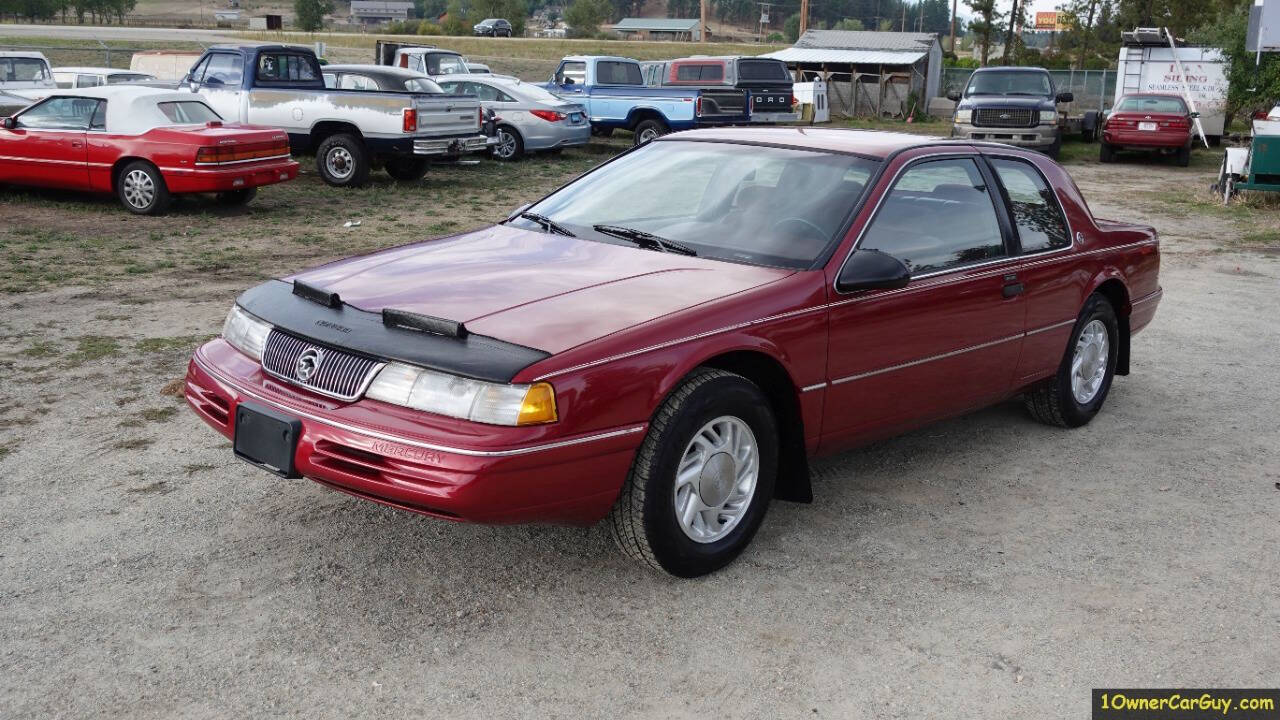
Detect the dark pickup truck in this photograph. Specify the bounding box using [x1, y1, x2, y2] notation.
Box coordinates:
[947, 66, 1097, 159]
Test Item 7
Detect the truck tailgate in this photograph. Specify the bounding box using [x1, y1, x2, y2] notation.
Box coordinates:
[413, 95, 480, 137]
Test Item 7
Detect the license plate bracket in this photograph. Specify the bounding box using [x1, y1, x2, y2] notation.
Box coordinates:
[234, 402, 302, 478]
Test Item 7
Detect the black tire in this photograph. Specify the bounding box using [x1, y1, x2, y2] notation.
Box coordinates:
[315, 133, 370, 188]
[1099, 141, 1114, 163]
[385, 157, 430, 181]
[215, 187, 257, 206]
[632, 118, 668, 146]
[492, 125, 524, 160]
[1025, 293, 1120, 428]
[1043, 136, 1062, 160]
[117, 160, 171, 215]
[1176, 144, 1191, 167]
[608, 368, 779, 577]
[591, 126, 614, 138]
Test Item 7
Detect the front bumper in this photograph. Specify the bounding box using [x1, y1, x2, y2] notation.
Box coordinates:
[413, 133, 496, 157]
[185, 340, 643, 526]
[750, 111, 800, 124]
[162, 157, 299, 194]
[952, 122, 1059, 148]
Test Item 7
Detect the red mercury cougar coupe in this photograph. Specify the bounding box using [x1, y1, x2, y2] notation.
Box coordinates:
[0, 85, 297, 214]
[185, 128, 1162, 577]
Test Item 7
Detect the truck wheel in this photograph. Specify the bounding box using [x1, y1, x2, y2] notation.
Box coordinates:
[608, 368, 778, 577]
[1176, 144, 1191, 168]
[215, 188, 257, 206]
[117, 160, 171, 215]
[1043, 136, 1062, 160]
[591, 126, 613, 138]
[316, 134, 370, 188]
[633, 119, 667, 146]
[493, 125, 524, 160]
[1099, 142, 1115, 163]
[384, 157, 430, 181]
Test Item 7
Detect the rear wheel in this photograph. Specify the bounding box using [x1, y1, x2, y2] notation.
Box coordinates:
[117, 160, 170, 215]
[316, 133, 370, 187]
[215, 188, 257, 206]
[1175, 143, 1191, 167]
[608, 368, 778, 577]
[1025, 293, 1119, 428]
[492, 125, 524, 160]
[385, 157, 430, 181]
[1099, 142, 1115, 163]
[591, 126, 614, 138]
[632, 118, 668, 146]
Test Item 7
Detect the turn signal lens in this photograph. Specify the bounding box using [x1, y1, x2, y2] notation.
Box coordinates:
[403, 108, 417, 133]
[517, 383, 558, 425]
[530, 109, 566, 122]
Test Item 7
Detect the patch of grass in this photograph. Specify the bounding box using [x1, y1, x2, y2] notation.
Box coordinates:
[139, 407, 178, 423]
[1239, 229, 1280, 246]
[844, 117, 952, 137]
[0, 445, 10, 460]
[112, 437, 153, 451]
[67, 335, 120, 365]
[136, 335, 207, 353]
[184, 463, 216, 476]
[20, 341, 59, 359]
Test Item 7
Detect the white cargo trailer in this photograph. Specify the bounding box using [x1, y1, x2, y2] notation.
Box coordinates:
[1115, 28, 1228, 144]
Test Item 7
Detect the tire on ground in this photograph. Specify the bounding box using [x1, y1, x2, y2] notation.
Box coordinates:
[632, 118, 668, 147]
[216, 188, 258, 206]
[316, 133, 371, 188]
[117, 160, 171, 215]
[608, 367, 778, 577]
[1025, 293, 1120, 428]
[385, 157, 430, 181]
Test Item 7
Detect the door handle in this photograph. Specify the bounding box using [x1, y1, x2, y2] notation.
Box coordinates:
[1002, 281, 1024, 298]
[70, 140, 83, 148]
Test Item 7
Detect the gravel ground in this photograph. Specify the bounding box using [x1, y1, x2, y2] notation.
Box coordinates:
[1, 150, 1278, 718]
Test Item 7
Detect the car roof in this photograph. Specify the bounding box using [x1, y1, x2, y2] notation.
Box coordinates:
[53, 67, 151, 75]
[324, 64, 428, 79]
[0, 51, 48, 59]
[1117, 92, 1186, 100]
[658, 126, 974, 159]
[38, 86, 222, 133]
[561, 56, 637, 63]
[971, 65, 1049, 73]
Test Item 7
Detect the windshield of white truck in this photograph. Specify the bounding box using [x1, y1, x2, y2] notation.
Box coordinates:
[966, 71, 1051, 97]
[1, 58, 51, 84]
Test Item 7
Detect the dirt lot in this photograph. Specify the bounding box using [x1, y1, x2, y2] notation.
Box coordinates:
[1, 138, 1278, 718]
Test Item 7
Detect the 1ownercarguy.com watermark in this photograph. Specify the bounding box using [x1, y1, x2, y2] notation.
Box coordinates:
[1093, 689, 1279, 719]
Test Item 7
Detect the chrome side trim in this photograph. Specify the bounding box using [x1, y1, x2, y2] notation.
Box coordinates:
[195, 153, 292, 167]
[194, 353, 646, 458]
[1132, 288, 1162, 305]
[800, 382, 827, 392]
[829, 332, 1025, 385]
[1024, 318, 1076, 336]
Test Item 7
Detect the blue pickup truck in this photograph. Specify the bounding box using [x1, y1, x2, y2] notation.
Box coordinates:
[543, 55, 749, 145]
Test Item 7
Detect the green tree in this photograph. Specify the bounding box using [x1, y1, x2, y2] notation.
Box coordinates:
[441, 0, 469, 34]
[1193, 2, 1280, 122]
[965, 0, 1003, 65]
[783, 12, 801, 42]
[831, 17, 864, 31]
[565, 0, 610, 35]
[294, 0, 332, 31]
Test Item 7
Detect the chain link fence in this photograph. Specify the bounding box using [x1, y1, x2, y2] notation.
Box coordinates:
[940, 68, 1118, 115]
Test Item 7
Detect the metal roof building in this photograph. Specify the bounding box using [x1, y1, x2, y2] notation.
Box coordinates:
[761, 30, 942, 118]
[611, 18, 701, 41]
[349, 1, 414, 24]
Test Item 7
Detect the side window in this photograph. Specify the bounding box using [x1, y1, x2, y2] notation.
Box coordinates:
[322, 72, 336, 88]
[556, 61, 586, 85]
[187, 56, 210, 83]
[203, 53, 244, 86]
[338, 74, 377, 91]
[256, 53, 316, 83]
[861, 158, 1007, 275]
[89, 100, 106, 130]
[17, 97, 99, 130]
[494, 88, 516, 102]
[597, 61, 642, 85]
[76, 74, 103, 88]
[989, 158, 1070, 254]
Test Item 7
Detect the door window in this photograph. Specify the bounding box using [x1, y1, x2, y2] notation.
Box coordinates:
[17, 97, 100, 130]
[76, 74, 103, 88]
[988, 158, 1070, 254]
[597, 61, 643, 85]
[556, 61, 585, 85]
[860, 157, 1007, 275]
[203, 53, 244, 86]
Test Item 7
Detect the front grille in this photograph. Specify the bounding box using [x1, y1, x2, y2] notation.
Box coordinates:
[973, 108, 1035, 128]
[260, 330, 383, 401]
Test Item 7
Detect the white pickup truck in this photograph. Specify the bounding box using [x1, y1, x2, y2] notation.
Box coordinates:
[180, 44, 494, 186]
[0, 51, 57, 105]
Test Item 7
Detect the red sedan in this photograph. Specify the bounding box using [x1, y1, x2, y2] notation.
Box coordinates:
[1100, 93, 1196, 166]
[185, 128, 1162, 577]
[0, 85, 297, 214]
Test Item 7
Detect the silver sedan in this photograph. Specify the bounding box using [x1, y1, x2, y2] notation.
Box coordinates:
[435, 74, 590, 160]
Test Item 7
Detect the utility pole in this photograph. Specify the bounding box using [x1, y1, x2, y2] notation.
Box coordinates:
[799, 0, 809, 36]
[949, 0, 957, 53]
[918, 0, 924, 32]
[700, 0, 707, 42]
[901, 3, 906, 32]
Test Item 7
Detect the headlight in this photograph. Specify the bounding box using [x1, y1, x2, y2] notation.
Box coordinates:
[365, 362, 558, 426]
[1040, 110, 1058, 124]
[954, 109, 971, 124]
[222, 305, 271, 360]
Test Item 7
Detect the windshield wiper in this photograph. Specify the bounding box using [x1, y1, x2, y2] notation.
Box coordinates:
[516, 211, 575, 237]
[592, 224, 696, 256]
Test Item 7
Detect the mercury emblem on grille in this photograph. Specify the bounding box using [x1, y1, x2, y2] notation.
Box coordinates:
[295, 348, 325, 382]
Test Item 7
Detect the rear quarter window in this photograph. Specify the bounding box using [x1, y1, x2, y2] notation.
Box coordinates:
[597, 61, 643, 85]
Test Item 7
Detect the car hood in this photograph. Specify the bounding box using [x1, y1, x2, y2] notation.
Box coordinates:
[287, 224, 793, 355]
[958, 95, 1054, 110]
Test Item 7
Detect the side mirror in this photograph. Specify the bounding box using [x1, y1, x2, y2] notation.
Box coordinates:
[1055, 91, 1074, 103]
[1, 117, 14, 130]
[946, 89, 961, 102]
[562, 77, 575, 86]
[1190, 111, 1200, 119]
[836, 249, 911, 293]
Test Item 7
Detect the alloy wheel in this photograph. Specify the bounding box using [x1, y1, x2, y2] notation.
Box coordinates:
[495, 129, 518, 158]
[1071, 319, 1109, 404]
[122, 169, 155, 210]
[672, 416, 759, 543]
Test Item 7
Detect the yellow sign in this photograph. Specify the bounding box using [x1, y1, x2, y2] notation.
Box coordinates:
[1034, 11, 1067, 31]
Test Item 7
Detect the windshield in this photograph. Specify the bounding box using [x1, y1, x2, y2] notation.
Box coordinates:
[1, 57, 52, 84]
[517, 140, 878, 269]
[431, 54, 469, 75]
[1116, 95, 1186, 113]
[966, 71, 1052, 97]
